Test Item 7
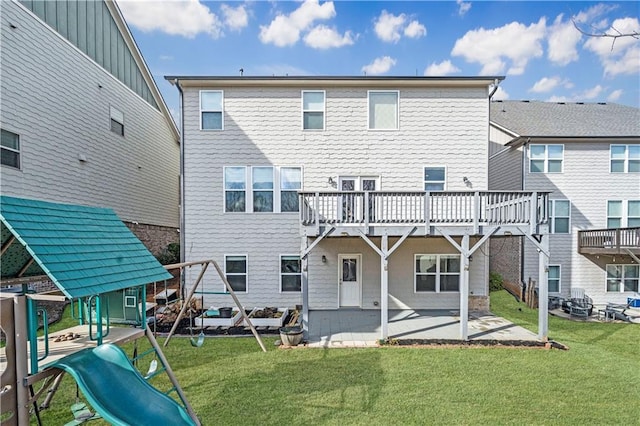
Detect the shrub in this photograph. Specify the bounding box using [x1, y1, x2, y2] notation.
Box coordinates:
[489, 272, 504, 292]
[156, 243, 180, 265]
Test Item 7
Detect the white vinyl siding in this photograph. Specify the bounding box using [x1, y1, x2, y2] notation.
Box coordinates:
[368, 91, 398, 130]
[548, 265, 561, 293]
[302, 91, 325, 130]
[610, 144, 640, 173]
[424, 166, 446, 191]
[1, 129, 21, 169]
[606, 264, 639, 293]
[225, 255, 247, 293]
[529, 144, 563, 173]
[549, 200, 570, 233]
[280, 255, 302, 292]
[200, 90, 223, 130]
[415, 254, 460, 292]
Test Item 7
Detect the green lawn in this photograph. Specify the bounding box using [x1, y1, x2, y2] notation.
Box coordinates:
[31, 291, 639, 425]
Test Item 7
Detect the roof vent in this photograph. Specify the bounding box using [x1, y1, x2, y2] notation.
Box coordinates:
[597, 102, 606, 105]
[576, 102, 584, 105]
[557, 102, 565, 105]
[521, 100, 530, 103]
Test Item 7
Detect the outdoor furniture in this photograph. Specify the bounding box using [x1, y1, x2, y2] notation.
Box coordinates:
[566, 298, 593, 318]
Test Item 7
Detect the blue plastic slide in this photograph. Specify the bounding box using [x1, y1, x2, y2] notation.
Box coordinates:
[51, 344, 196, 426]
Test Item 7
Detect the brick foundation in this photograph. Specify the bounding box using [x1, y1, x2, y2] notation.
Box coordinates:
[469, 295, 489, 312]
[125, 222, 179, 257]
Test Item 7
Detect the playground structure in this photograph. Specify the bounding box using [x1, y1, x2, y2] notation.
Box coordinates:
[0, 196, 202, 425]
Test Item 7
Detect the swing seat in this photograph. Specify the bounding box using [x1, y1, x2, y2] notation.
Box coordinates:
[190, 331, 205, 348]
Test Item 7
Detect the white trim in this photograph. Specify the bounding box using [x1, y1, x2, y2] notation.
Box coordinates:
[367, 90, 399, 131]
[301, 90, 325, 131]
[548, 264, 561, 294]
[607, 199, 640, 228]
[224, 254, 248, 293]
[423, 165, 447, 191]
[251, 166, 275, 213]
[223, 166, 247, 213]
[610, 144, 640, 173]
[200, 90, 224, 131]
[529, 144, 564, 174]
[0, 128, 22, 170]
[279, 254, 302, 293]
[414, 253, 461, 293]
[549, 199, 571, 234]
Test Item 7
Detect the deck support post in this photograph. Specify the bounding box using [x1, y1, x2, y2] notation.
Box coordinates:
[538, 233, 549, 341]
[460, 234, 470, 341]
[14, 295, 30, 426]
[301, 237, 310, 337]
[381, 233, 389, 340]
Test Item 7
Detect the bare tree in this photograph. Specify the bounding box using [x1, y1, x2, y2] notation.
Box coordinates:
[573, 19, 640, 51]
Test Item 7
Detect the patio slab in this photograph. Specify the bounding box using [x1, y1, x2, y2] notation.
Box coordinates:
[306, 309, 539, 348]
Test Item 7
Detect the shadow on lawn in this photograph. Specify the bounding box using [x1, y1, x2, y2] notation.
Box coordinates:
[215, 350, 384, 423]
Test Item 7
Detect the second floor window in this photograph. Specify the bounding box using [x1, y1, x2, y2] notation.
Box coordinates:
[280, 167, 301, 212]
[1, 129, 20, 169]
[610, 144, 640, 173]
[529, 144, 563, 173]
[110, 106, 124, 136]
[302, 91, 325, 130]
[224, 167, 246, 212]
[224, 166, 302, 213]
[253, 167, 274, 212]
[424, 167, 446, 191]
[201, 90, 223, 130]
[368, 91, 398, 130]
[607, 200, 640, 228]
[549, 200, 570, 233]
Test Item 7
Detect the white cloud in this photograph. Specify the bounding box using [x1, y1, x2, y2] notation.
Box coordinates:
[546, 85, 605, 103]
[583, 17, 640, 77]
[374, 11, 426, 43]
[118, 0, 222, 38]
[159, 55, 174, 61]
[579, 85, 604, 99]
[456, 0, 471, 17]
[451, 18, 546, 75]
[607, 89, 623, 102]
[491, 86, 510, 101]
[404, 20, 426, 38]
[547, 14, 581, 66]
[304, 25, 355, 49]
[546, 95, 570, 103]
[529, 76, 573, 93]
[253, 64, 312, 76]
[424, 60, 460, 76]
[362, 56, 396, 75]
[259, 0, 336, 47]
[221, 4, 248, 31]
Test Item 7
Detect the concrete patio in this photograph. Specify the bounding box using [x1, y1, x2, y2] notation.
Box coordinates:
[306, 309, 540, 348]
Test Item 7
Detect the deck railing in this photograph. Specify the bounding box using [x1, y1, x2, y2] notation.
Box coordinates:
[300, 191, 549, 232]
[578, 227, 640, 253]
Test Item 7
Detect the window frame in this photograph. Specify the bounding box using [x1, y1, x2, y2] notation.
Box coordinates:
[549, 199, 571, 234]
[279, 166, 302, 213]
[606, 264, 639, 293]
[109, 106, 124, 137]
[414, 254, 461, 293]
[224, 166, 302, 214]
[607, 200, 640, 228]
[529, 144, 564, 173]
[252, 166, 275, 213]
[224, 166, 247, 213]
[548, 265, 561, 293]
[301, 90, 325, 131]
[367, 90, 399, 131]
[200, 90, 224, 131]
[424, 166, 447, 191]
[610, 144, 640, 173]
[280, 254, 302, 293]
[224, 254, 248, 293]
[1, 128, 21, 170]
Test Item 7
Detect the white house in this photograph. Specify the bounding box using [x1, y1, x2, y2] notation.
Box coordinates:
[489, 100, 640, 307]
[168, 76, 551, 340]
[0, 0, 180, 254]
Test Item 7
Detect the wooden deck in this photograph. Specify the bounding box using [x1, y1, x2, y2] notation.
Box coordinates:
[300, 190, 550, 237]
[578, 227, 640, 255]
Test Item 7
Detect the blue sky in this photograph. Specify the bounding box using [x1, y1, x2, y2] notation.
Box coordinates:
[116, 1, 640, 116]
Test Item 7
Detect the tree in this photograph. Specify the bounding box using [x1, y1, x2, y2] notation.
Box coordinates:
[572, 19, 640, 51]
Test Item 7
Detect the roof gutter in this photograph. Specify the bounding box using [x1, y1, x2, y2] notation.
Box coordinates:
[488, 78, 501, 99]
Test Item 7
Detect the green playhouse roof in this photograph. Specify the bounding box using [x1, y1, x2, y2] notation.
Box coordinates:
[1, 196, 172, 299]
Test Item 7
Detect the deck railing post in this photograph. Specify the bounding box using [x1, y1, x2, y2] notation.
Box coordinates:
[473, 192, 480, 234]
[314, 192, 320, 235]
[424, 192, 430, 234]
[364, 192, 370, 228]
[530, 191, 538, 235]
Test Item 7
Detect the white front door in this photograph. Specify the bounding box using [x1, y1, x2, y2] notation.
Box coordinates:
[339, 254, 361, 307]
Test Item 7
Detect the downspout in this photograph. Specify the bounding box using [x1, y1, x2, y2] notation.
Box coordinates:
[520, 137, 530, 285]
[173, 79, 186, 295]
[488, 78, 500, 99]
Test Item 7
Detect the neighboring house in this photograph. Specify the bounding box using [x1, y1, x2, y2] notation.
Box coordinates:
[0, 0, 180, 255]
[167, 76, 551, 340]
[489, 100, 640, 307]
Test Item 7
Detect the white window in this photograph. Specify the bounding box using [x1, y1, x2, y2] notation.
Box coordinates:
[224, 166, 246, 212]
[607, 200, 640, 228]
[200, 90, 223, 130]
[415, 254, 460, 292]
[280, 255, 301, 292]
[424, 167, 446, 191]
[302, 91, 325, 130]
[606, 264, 639, 293]
[529, 144, 563, 173]
[368, 91, 398, 130]
[548, 265, 561, 293]
[280, 167, 302, 212]
[549, 200, 570, 233]
[610, 144, 640, 173]
[1, 129, 20, 169]
[252, 166, 274, 212]
[110, 106, 124, 136]
[225, 255, 247, 292]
